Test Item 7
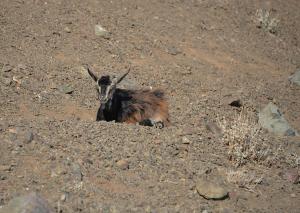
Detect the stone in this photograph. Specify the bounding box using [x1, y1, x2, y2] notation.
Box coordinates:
[23, 131, 34, 144]
[282, 169, 299, 184]
[1, 64, 13, 72]
[75, 66, 89, 77]
[71, 163, 83, 181]
[229, 99, 242, 108]
[288, 69, 300, 86]
[258, 102, 298, 136]
[166, 46, 181, 55]
[60, 193, 67, 202]
[10, 129, 34, 144]
[203, 118, 222, 136]
[0, 192, 52, 213]
[196, 179, 228, 200]
[2, 77, 12, 86]
[58, 84, 74, 94]
[95, 25, 111, 39]
[116, 159, 129, 170]
[182, 136, 191, 144]
[0, 165, 11, 172]
[64, 26, 71, 33]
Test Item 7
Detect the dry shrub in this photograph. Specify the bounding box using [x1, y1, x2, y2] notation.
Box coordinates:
[254, 9, 280, 34]
[218, 108, 278, 167]
[226, 169, 263, 192]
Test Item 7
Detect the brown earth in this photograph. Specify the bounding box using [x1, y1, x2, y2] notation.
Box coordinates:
[0, 0, 300, 212]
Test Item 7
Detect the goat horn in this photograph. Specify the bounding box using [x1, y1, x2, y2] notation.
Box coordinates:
[86, 65, 98, 82]
[117, 66, 131, 84]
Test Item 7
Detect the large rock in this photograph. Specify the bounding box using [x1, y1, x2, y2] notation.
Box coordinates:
[196, 179, 228, 200]
[288, 69, 300, 86]
[0, 192, 53, 213]
[258, 102, 298, 136]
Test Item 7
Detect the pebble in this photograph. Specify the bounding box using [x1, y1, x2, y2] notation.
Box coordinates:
[116, 159, 129, 170]
[95, 25, 111, 39]
[283, 169, 299, 184]
[182, 136, 191, 144]
[288, 69, 300, 86]
[229, 99, 242, 108]
[166, 46, 181, 55]
[203, 118, 222, 136]
[64, 26, 71, 33]
[1, 64, 13, 72]
[0, 165, 11, 172]
[22, 131, 34, 144]
[75, 66, 89, 77]
[2, 77, 12, 86]
[0, 192, 52, 213]
[196, 178, 228, 200]
[71, 163, 83, 181]
[60, 193, 67, 202]
[9, 129, 34, 144]
[58, 84, 74, 94]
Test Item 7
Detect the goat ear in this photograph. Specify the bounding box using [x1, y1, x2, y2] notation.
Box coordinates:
[117, 67, 131, 84]
[86, 66, 98, 82]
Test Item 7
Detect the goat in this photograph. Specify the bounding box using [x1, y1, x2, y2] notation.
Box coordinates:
[87, 66, 170, 128]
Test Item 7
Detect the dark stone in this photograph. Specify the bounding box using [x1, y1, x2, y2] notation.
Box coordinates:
[229, 99, 242, 108]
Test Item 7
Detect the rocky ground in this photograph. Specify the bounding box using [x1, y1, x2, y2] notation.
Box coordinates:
[0, 0, 300, 212]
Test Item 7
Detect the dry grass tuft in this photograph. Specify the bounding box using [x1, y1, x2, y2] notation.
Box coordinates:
[254, 9, 280, 34]
[218, 108, 277, 167]
[226, 169, 263, 192]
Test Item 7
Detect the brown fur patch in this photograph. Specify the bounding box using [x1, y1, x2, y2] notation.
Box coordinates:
[122, 89, 170, 126]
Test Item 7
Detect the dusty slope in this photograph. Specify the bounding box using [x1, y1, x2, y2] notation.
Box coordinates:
[0, 0, 300, 212]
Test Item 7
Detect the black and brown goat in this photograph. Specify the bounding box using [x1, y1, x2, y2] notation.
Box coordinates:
[87, 66, 170, 128]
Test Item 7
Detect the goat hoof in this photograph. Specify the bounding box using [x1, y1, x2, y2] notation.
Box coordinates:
[154, 121, 164, 129]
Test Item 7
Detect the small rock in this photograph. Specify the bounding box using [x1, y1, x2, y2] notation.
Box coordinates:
[116, 159, 129, 170]
[95, 25, 111, 39]
[60, 193, 67, 202]
[203, 118, 222, 136]
[64, 26, 71, 33]
[166, 46, 181, 55]
[0, 192, 52, 213]
[1, 64, 13, 72]
[71, 163, 83, 181]
[0, 165, 11, 172]
[283, 169, 299, 184]
[17, 64, 27, 70]
[258, 102, 298, 136]
[228, 191, 239, 202]
[23, 131, 34, 144]
[75, 66, 89, 77]
[229, 99, 242, 108]
[11, 129, 34, 144]
[288, 69, 300, 86]
[182, 136, 191, 144]
[2, 77, 12, 86]
[58, 84, 74, 94]
[290, 193, 296, 198]
[0, 175, 7, 180]
[196, 179, 228, 200]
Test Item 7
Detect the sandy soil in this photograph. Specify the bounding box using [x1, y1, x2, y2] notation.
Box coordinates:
[0, 0, 300, 212]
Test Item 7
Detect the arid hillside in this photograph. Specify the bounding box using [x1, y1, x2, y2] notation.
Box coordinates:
[0, 0, 299, 212]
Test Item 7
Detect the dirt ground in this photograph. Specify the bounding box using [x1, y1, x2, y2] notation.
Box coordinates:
[0, 0, 300, 212]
